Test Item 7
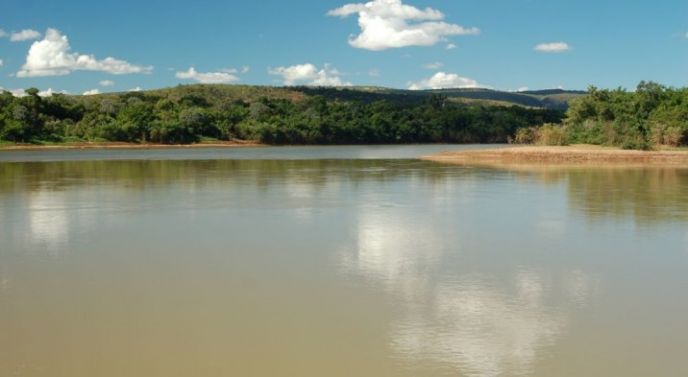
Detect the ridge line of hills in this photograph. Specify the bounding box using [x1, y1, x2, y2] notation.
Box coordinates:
[82, 84, 586, 110]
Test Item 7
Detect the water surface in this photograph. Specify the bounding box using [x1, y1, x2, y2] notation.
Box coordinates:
[1, 146, 687, 377]
[0, 144, 485, 162]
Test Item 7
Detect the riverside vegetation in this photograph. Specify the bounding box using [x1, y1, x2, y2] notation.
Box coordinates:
[515, 82, 688, 149]
[1, 82, 686, 149]
[0, 85, 564, 145]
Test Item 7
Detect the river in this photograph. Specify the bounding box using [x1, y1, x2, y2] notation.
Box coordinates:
[1, 145, 687, 377]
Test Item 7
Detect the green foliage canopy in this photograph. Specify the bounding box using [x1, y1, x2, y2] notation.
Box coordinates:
[0, 85, 563, 145]
[564, 82, 688, 149]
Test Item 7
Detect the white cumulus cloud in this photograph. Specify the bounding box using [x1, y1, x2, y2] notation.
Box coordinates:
[17, 28, 153, 77]
[268, 63, 351, 86]
[82, 89, 100, 95]
[327, 0, 479, 51]
[10, 29, 41, 42]
[446, 43, 457, 50]
[128, 86, 142, 92]
[534, 42, 571, 53]
[10, 88, 27, 97]
[38, 88, 69, 97]
[408, 71, 482, 90]
[0, 87, 27, 97]
[99, 80, 115, 87]
[175, 66, 239, 84]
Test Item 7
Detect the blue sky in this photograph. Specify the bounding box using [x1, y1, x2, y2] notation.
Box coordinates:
[1, 0, 687, 95]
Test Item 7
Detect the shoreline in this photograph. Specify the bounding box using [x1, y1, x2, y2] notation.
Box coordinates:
[0, 140, 265, 151]
[422, 145, 688, 168]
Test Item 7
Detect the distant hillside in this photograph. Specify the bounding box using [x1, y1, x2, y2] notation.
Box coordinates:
[79, 84, 308, 107]
[76, 84, 585, 110]
[293, 86, 585, 110]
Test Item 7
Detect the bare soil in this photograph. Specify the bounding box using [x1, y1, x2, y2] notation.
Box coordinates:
[422, 145, 688, 168]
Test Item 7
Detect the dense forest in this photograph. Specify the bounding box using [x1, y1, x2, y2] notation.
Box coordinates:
[0, 85, 563, 145]
[2, 82, 685, 148]
[517, 82, 688, 149]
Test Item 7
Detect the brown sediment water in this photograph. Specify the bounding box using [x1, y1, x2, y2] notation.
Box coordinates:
[1, 146, 687, 377]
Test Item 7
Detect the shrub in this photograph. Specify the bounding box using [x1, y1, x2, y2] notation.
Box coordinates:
[535, 124, 569, 146]
[513, 127, 536, 144]
[651, 124, 686, 147]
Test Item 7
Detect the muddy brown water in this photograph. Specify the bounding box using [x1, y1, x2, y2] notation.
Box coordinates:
[1, 145, 687, 377]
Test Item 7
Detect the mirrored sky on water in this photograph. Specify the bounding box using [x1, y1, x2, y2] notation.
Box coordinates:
[1, 148, 687, 377]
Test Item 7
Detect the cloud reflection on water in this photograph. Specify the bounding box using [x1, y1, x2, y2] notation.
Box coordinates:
[341, 205, 595, 377]
[28, 191, 69, 255]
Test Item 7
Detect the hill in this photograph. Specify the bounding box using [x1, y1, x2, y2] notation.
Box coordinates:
[79, 84, 585, 110]
[292, 86, 585, 110]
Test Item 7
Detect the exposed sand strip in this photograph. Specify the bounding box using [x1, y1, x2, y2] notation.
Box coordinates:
[422, 145, 688, 168]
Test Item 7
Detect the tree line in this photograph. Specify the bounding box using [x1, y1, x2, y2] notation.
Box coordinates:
[517, 82, 688, 149]
[0, 86, 563, 145]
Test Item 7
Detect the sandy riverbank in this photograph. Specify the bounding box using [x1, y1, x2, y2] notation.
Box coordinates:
[0, 140, 264, 151]
[423, 145, 688, 168]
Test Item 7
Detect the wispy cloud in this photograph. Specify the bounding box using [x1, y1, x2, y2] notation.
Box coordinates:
[10, 29, 41, 42]
[328, 0, 478, 51]
[423, 62, 443, 70]
[534, 42, 571, 53]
